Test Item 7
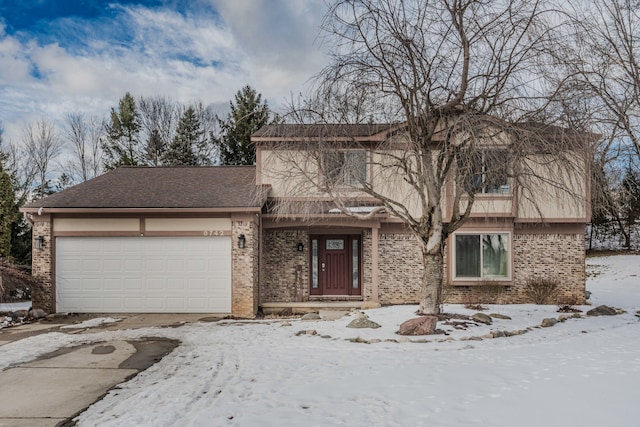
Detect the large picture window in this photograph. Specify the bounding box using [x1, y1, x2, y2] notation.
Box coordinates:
[454, 233, 510, 279]
[324, 150, 367, 187]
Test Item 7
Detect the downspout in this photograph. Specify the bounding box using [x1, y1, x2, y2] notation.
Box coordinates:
[258, 212, 263, 314]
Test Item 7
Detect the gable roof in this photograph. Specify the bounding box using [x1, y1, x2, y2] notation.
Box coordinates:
[22, 166, 268, 210]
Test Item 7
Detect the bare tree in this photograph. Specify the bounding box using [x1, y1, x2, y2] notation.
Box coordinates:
[63, 113, 103, 182]
[138, 95, 178, 166]
[556, 0, 640, 247]
[265, 0, 587, 317]
[22, 118, 62, 198]
[191, 100, 219, 164]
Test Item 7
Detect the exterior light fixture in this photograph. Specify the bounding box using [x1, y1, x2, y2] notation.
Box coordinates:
[238, 234, 246, 249]
[35, 235, 45, 250]
[297, 242, 304, 252]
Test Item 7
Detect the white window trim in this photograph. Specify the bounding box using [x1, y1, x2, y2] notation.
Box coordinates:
[452, 231, 512, 281]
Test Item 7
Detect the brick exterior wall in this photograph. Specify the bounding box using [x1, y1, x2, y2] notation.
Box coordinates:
[261, 230, 309, 302]
[361, 230, 373, 301]
[31, 219, 53, 312]
[261, 227, 585, 306]
[378, 233, 423, 305]
[232, 218, 260, 317]
[443, 230, 586, 305]
[30, 216, 585, 314]
[512, 232, 585, 303]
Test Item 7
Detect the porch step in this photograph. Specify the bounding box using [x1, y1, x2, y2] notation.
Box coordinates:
[261, 301, 364, 314]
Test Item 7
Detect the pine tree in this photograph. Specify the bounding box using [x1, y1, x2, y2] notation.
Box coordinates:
[103, 92, 142, 170]
[0, 160, 16, 259]
[163, 107, 204, 166]
[216, 86, 272, 165]
[621, 168, 640, 220]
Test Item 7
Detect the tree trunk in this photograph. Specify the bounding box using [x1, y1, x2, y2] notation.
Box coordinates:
[418, 248, 444, 315]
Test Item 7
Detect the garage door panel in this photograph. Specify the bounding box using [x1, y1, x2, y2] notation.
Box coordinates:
[56, 237, 231, 313]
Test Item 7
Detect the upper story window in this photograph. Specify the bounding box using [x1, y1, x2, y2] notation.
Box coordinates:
[324, 150, 367, 187]
[467, 149, 510, 195]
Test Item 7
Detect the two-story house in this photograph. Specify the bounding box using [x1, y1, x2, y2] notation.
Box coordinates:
[22, 122, 590, 317]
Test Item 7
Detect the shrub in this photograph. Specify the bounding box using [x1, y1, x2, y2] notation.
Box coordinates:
[475, 282, 507, 305]
[0, 260, 37, 303]
[522, 277, 559, 304]
[556, 295, 582, 313]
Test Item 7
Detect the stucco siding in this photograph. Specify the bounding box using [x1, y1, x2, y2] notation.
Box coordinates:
[54, 217, 139, 232]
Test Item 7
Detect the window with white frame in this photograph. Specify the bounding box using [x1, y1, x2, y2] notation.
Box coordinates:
[324, 150, 367, 187]
[454, 233, 510, 279]
[466, 149, 510, 194]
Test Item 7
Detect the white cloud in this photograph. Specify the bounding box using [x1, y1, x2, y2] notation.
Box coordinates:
[0, 1, 329, 143]
[209, 0, 328, 105]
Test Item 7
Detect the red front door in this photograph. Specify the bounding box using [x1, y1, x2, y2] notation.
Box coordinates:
[310, 235, 361, 296]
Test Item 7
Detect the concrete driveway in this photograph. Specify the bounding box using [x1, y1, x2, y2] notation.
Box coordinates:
[0, 313, 215, 427]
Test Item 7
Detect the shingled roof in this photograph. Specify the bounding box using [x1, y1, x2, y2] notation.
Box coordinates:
[23, 166, 268, 210]
[252, 123, 400, 140]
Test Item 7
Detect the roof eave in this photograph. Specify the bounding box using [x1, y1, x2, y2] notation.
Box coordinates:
[20, 206, 264, 214]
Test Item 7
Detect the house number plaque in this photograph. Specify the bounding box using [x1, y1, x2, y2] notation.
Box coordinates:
[203, 230, 225, 236]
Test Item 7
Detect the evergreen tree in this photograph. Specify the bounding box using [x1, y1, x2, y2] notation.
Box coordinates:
[103, 92, 142, 170]
[0, 160, 16, 259]
[621, 165, 640, 248]
[163, 107, 204, 166]
[216, 86, 272, 165]
[146, 129, 165, 166]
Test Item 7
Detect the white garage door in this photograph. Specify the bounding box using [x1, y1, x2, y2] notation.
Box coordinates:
[55, 237, 231, 313]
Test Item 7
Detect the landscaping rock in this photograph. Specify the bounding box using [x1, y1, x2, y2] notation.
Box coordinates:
[295, 329, 317, 336]
[472, 313, 492, 325]
[27, 307, 46, 320]
[301, 313, 321, 321]
[586, 305, 618, 316]
[541, 318, 558, 327]
[347, 317, 381, 329]
[11, 309, 28, 318]
[351, 310, 368, 319]
[397, 316, 438, 335]
[490, 313, 512, 320]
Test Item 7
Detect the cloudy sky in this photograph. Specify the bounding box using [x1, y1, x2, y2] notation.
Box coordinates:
[0, 0, 328, 142]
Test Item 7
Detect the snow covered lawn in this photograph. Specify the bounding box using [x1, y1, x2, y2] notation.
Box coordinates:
[1, 255, 639, 426]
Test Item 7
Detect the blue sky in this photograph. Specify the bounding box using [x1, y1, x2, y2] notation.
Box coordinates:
[0, 0, 326, 142]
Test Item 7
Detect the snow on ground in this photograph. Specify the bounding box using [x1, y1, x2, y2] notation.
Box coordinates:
[60, 317, 122, 329]
[1, 255, 639, 426]
[0, 301, 30, 312]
